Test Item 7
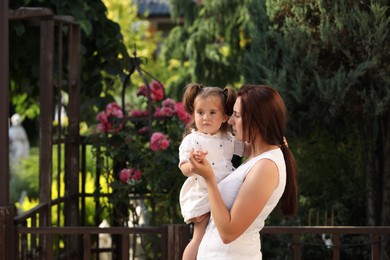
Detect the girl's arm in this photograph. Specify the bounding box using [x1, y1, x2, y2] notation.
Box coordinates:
[188, 150, 279, 244]
[180, 162, 194, 177]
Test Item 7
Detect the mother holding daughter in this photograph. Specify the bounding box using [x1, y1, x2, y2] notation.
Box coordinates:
[183, 84, 298, 259]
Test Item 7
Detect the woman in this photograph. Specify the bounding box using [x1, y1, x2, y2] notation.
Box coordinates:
[188, 85, 298, 259]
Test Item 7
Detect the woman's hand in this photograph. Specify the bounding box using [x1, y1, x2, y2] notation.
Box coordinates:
[188, 149, 214, 181]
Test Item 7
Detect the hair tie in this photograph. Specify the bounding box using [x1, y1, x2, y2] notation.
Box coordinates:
[280, 136, 288, 148]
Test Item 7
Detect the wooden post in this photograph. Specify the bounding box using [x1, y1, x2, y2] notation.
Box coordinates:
[65, 23, 81, 258]
[161, 224, 190, 260]
[39, 19, 54, 206]
[0, 2, 17, 259]
[0, 207, 16, 260]
[292, 233, 301, 259]
[0, 0, 10, 207]
[39, 18, 54, 260]
[308, 209, 312, 226]
[324, 210, 328, 226]
[332, 234, 340, 260]
[371, 234, 379, 260]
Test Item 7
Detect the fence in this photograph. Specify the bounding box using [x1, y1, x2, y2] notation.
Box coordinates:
[13, 202, 390, 260]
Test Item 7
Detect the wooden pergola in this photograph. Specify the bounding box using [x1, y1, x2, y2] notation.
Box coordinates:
[0, 0, 13, 255]
[0, 3, 190, 259]
[0, 1, 81, 258]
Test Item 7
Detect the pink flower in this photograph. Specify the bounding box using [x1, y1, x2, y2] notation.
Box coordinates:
[132, 169, 142, 180]
[131, 109, 149, 117]
[97, 123, 107, 132]
[150, 132, 170, 151]
[138, 126, 149, 135]
[154, 107, 173, 117]
[150, 80, 164, 101]
[96, 102, 124, 133]
[162, 98, 176, 109]
[175, 102, 192, 124]
[106, 102, 123, 118]
[119, 168, 131, 183]
[136, 85, 148, 98]
[136, 80, 165, 102]
[154, 98, 179, 117]
[96, 111, 108, 124]
[119, 168, 143, 183]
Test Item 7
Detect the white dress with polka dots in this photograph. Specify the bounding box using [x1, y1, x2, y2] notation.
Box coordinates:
[179, 131, 243, 223]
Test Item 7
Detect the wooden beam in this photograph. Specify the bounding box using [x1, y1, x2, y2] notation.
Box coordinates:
[8, 7, 53, 20]
[38, 19, 54, 206]
[0, 0, 10, 207]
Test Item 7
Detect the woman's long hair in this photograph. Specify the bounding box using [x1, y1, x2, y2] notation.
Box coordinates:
[237, 85, 298, 216]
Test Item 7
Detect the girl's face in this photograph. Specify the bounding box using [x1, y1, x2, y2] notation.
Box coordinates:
[228, 97, 243, 141]
[193, 96, 228, 135]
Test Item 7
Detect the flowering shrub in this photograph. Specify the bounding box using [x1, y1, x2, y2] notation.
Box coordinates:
[89, 80, 191, 226]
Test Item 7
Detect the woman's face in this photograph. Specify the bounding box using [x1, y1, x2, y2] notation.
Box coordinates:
[228, 97, 244, 141]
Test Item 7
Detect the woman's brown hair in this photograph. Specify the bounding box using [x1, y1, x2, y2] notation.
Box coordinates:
[237, 85, 298, 216]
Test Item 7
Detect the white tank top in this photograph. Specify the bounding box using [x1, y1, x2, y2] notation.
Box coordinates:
[197, 148, 286, 260]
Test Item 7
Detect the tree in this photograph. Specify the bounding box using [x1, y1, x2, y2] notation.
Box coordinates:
[162, 0, 251, 91]
[244, 0, 390, 231]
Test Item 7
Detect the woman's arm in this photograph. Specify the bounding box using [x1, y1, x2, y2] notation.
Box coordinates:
[188, 151, 279, 243]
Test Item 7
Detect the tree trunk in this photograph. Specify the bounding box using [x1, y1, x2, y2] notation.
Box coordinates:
[360, 118, 377, 226]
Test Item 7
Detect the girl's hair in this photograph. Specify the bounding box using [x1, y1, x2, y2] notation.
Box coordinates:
[182, 83, 237, 137]
[237, 85, 298, 216]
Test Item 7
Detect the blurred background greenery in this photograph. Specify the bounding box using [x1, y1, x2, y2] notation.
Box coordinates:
[7, 0, 389, 258]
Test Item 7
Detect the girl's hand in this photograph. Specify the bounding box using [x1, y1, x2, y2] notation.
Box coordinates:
[188, 149, 214, 181]
[193, 150, 208, 163]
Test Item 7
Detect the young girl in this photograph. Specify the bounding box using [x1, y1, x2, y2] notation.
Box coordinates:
[178, 83, 246, 260]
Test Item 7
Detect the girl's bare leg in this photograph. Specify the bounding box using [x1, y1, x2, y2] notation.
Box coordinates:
[182, 213, 210, 260]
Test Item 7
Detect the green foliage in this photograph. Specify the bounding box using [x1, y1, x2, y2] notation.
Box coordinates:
[244, 0, 390, 129]
[11, 144, 108, 226]
[293, 126, 365, 225]
[243, 0, 390, 228]
[9, 0, 130, 125]
[10, 148, 40, 203]
[163, 0, 250, 87]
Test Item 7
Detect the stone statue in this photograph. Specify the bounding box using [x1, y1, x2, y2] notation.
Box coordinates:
[9, 113, 30, 165]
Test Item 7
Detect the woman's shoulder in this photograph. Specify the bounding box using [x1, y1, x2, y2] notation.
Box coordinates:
[242, 148, 282, 168]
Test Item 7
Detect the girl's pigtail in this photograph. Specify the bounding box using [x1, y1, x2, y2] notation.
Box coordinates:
[223, 86, 237, 116]
[182, 83, 203, 113]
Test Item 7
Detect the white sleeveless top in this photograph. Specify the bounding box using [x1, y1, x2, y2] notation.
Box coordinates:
[197, 148, 286, 260]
